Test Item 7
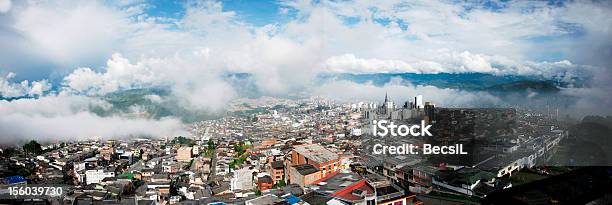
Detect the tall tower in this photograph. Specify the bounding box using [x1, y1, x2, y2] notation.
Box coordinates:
[381, 92, 394, 117]
[385, 92, 394, 110]
[384, 92, 389, 104]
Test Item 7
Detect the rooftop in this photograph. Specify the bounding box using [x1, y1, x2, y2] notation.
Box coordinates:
[292, 164, 319, 175]
[300, 192, 334, 205]
[245, 194, 284, 205]
[271, 161, 284, 169]
[293, 144, 339, 164]
[258, 175, 273, 184]
[309, 171, 372, 201]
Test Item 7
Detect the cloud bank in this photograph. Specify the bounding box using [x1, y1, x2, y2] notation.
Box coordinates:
[0, 94, 186, 143]
[313, 78, 502, 107]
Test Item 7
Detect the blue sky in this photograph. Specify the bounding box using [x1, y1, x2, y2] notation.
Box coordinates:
[144, 0, 298, 26]
[221, 0, 295, 26]
[145, 0, 185, 19]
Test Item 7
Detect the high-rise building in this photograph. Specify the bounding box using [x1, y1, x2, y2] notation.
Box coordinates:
[424, 102, 436, 123]
[415, 95, 423, 109]
[381, 92, 394, 115]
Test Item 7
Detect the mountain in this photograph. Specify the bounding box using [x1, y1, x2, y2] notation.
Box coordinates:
[322, 73, 560, 90]
[484, 80, 560, 93]
[0, 96, 34, 101]
[95, 88, 222, 123]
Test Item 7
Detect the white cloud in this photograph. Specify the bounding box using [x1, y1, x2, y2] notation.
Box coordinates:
[0, 72, 51, 97]
[144, 94, 163, 103]
[27, 80, 51, 96]
[279, 7, 290, 15]
[63, 53, 159, 95]
[0, 94, 186, 143]
[324, 51, 591, 84]
[325, 54, 422, 74]
[11, 1, 132, 66]
[0, 0, 11, 13]
[313, 78, 501, 107]
[62, 50, 235, 111]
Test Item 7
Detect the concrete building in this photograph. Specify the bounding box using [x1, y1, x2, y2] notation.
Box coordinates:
[306, 171, 421, 205]
[192, 146, 199, 155]
[176, 147, 193, 162]
[270, 161, 285, 185]
[289, 164, 321, 188]
[85, 170, 115, 185]
[415, 95, 423, 109]
[291, 144, 339, 177]
[257, 175, 274, 191]
[230, 167, 255, 192]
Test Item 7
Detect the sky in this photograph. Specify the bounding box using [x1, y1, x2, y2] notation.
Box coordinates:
[0, 0, 611, 142]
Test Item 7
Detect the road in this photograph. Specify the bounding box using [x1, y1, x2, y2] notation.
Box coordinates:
[207, 146, 217, 183]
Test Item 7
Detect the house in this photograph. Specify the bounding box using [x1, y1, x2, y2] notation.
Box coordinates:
[432, 167, 497, 197]
[306, 171, 421, 205]
[85, 170, 115, 185]
[291, 144, 339, 177]
[140, 169, 155, 181]
[230, 167, 255, 192]
[212, 182, 231, 195]
[162, 161, 180, 174]
[257, 175, 274, 191]
[289, 164, 321, 188]
[151, 174, 170, 183]
[176, 146, 193, 162]
[270, 161, 285, 185]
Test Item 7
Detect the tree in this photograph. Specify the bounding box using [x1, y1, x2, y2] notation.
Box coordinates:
[273, 180, 286, 188]
[1, 147, 18, 158]
[207, 140, 215, 150]
[23, 140, 42, 156]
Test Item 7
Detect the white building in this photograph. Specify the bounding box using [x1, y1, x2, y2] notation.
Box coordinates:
[74, 162, 86, 172]
[350, 128, 362, 136]
[85, 170, 115, 184]
[415, 95, 423, 109]
[230, 167, 255, 191]
[192, 146, 200, 156]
